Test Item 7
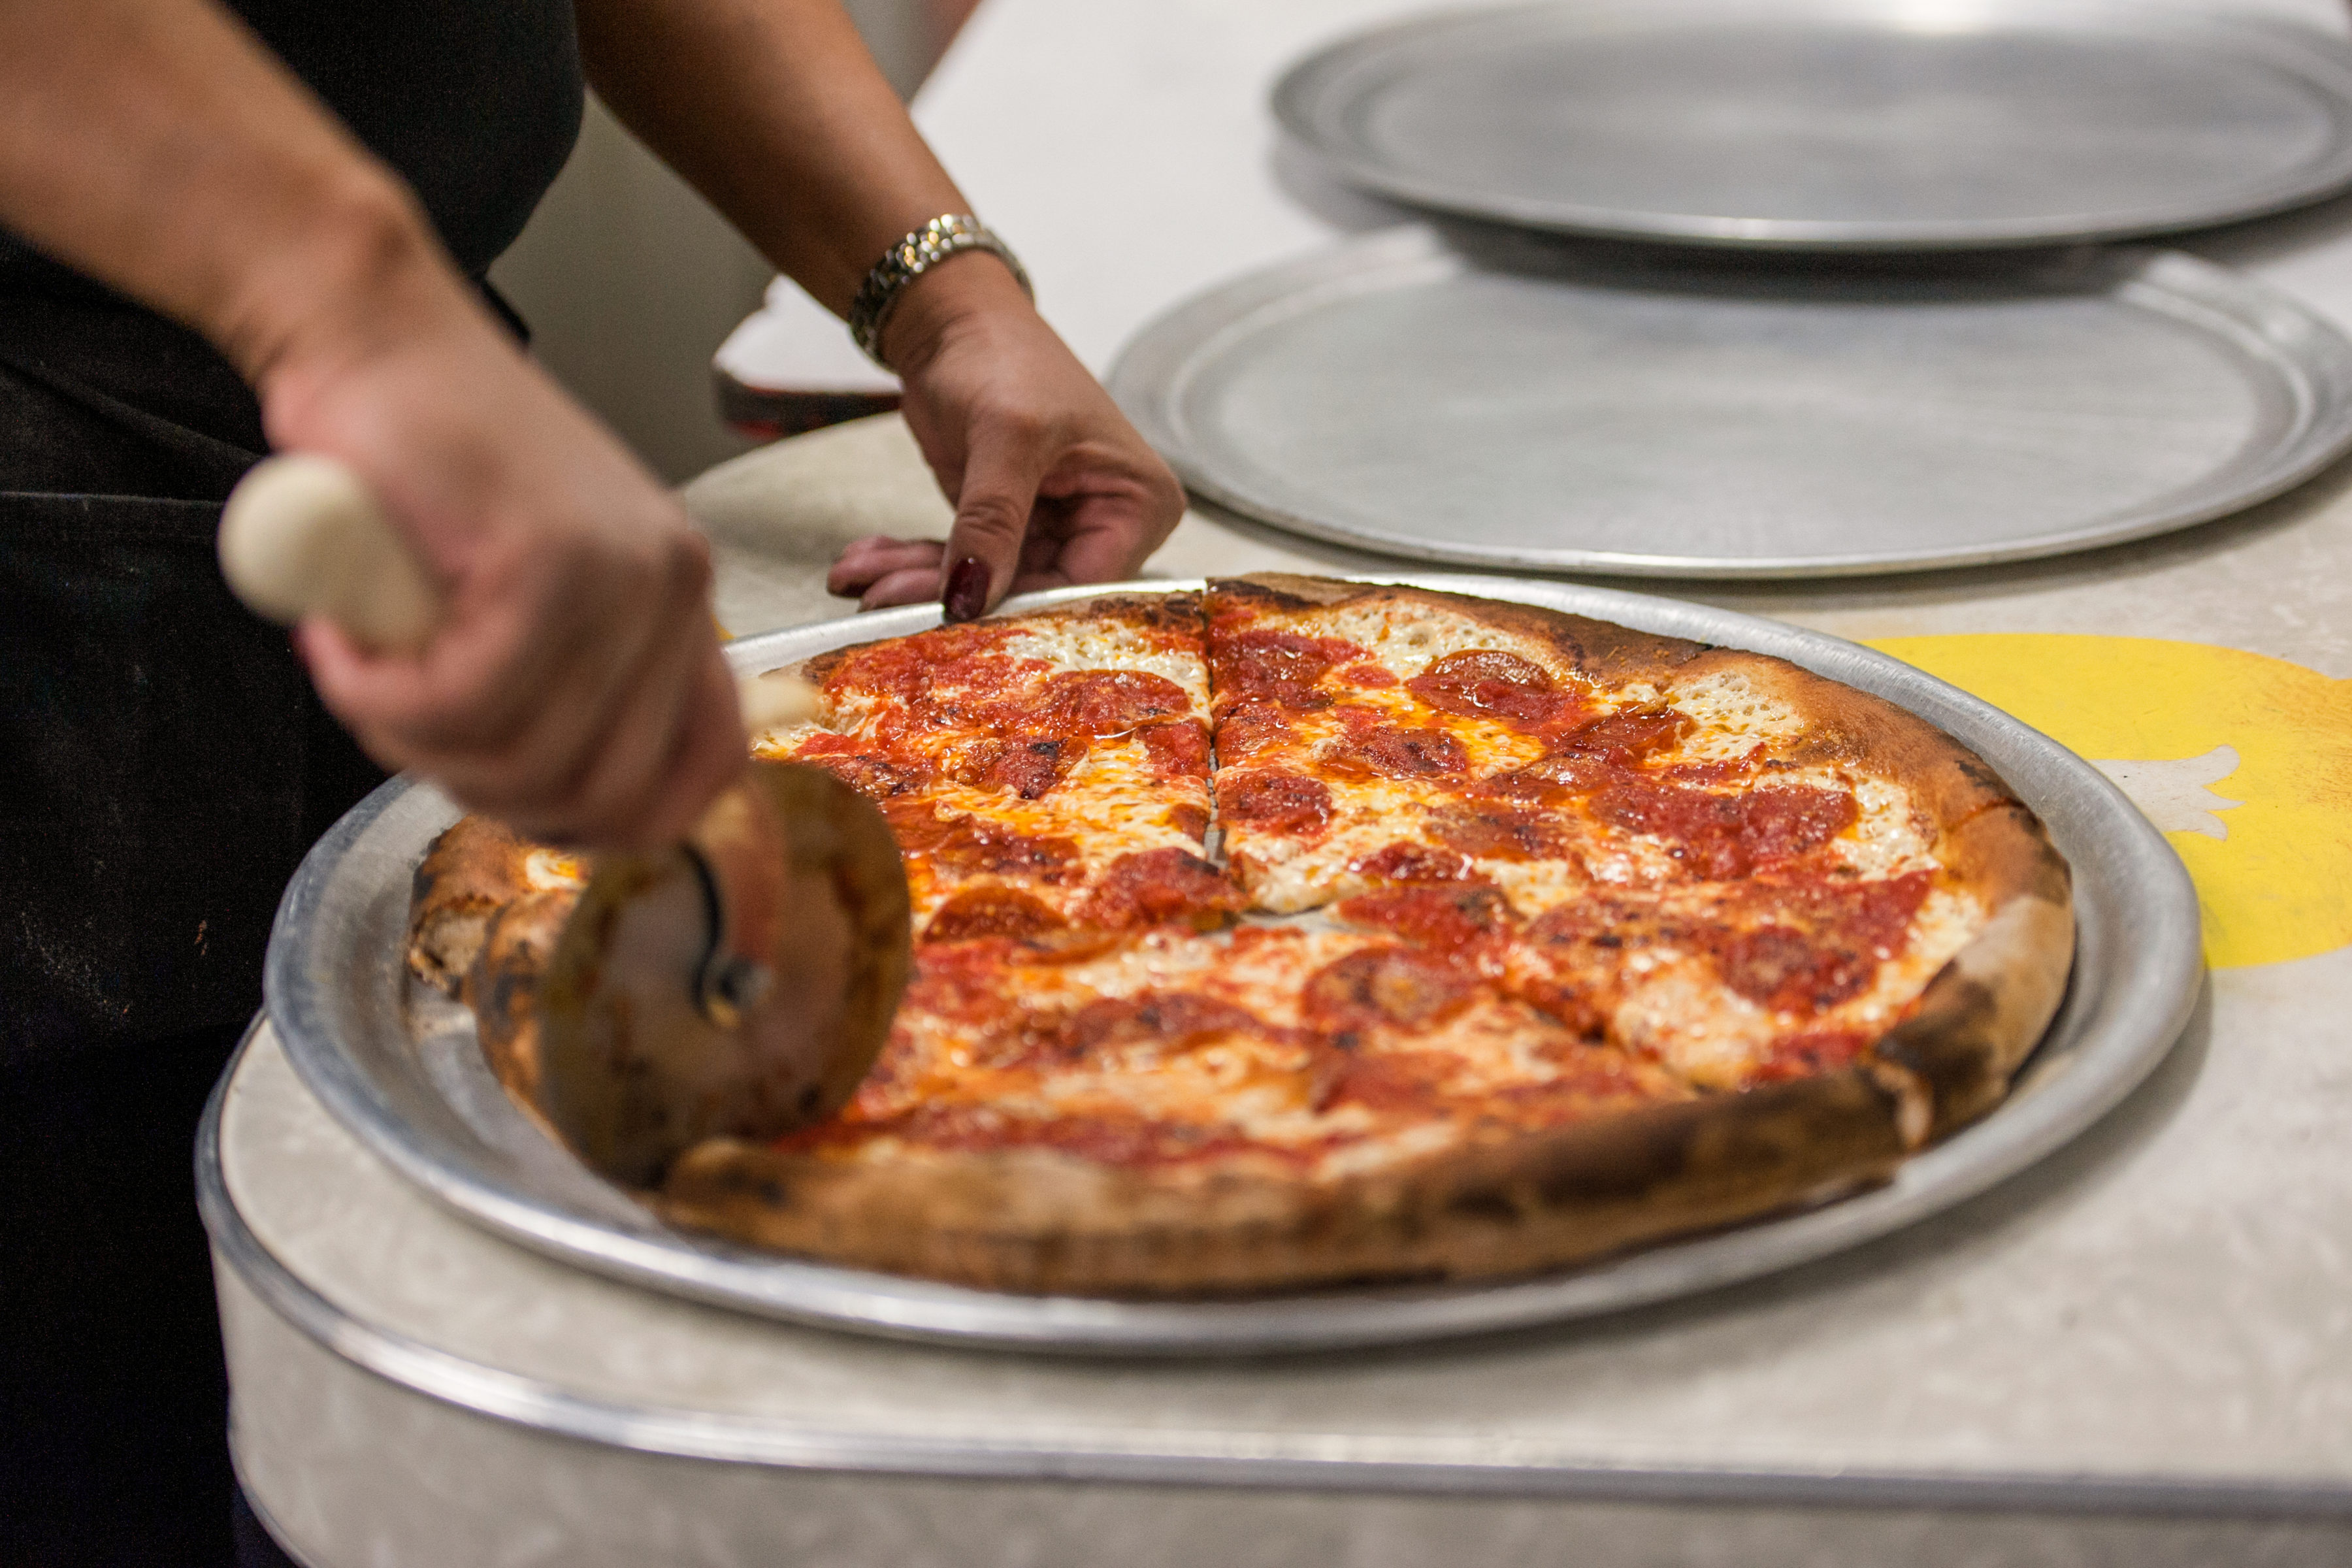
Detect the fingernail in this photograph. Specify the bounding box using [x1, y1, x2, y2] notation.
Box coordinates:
[943, 555, 990, 623]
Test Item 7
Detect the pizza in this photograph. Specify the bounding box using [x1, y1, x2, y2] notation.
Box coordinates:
[408, 576, 2072, 1296]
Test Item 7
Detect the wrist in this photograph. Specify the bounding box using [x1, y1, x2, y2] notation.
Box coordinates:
[219, 165, 476, 404]
[878, 249, 1036, 377]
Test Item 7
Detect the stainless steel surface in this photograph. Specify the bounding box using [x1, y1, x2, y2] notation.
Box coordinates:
[1273, 0, 2352, 250]
[1109, 232, 2352, 578]
[263, 576, 2200, 1354]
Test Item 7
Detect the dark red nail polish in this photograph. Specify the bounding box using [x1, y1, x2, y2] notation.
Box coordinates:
[943, 555, 990, 623]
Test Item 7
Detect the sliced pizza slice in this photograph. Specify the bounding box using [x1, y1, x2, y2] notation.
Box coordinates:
[754, 591, 1238, 942]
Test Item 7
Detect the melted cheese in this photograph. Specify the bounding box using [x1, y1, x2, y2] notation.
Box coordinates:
[751, 589, 2011, 1179]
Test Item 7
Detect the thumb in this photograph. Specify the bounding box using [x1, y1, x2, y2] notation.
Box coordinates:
[939, 427, 1052, 623]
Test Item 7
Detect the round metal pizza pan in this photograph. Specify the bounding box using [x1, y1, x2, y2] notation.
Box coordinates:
[1272, 0, 2352, 250]
[263, 576, 2201, 1355]
[1107, 231, 2352, 579]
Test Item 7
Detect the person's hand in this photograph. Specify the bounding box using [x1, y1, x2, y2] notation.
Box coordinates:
[825, 255, 1183, 617]
[260, 242, 745, 851]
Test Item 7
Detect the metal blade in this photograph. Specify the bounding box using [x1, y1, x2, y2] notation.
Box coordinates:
[536, 761, 911, 1186]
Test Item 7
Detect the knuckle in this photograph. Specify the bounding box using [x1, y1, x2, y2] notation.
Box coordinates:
[953, 493, 1030, 544]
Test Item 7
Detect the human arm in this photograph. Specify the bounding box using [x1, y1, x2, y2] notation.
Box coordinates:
[0, 0, 745, 847]
[574, 0, 1184, 616]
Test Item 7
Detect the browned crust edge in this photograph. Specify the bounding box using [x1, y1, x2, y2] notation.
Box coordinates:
[658, 1068, 1913, 1296]
[406, 816, 542, 996]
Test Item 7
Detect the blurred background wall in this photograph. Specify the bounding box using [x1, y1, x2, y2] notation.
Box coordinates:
[489, 0, 976, 483]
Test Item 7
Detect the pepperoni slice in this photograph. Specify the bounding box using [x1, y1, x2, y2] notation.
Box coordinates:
[1716, 924, 1878, 1013]
[1550, 708, 1690, 764]
[1350, 843, 1476, 883]
[1325, 724, 1468, 781]
[1042, 670, 1191, 735]
[1592, 782, 1857, 879]
[1081, 848, 1243, 930]
[1218, 770, 1333, 835]
[886, 806, 1083, 881]
[823, 623, 1023, 703]
[1406, 649, 1573, 726]
[1057, 991, 1264, 1058]
[1750, 1029, 1872, 1083]
[1316, 1049, 1452, 1115]
[923, 887, 1070, 943]
[1335, 885, 1516, 960]
[1480, 753, 1616, 805]
[1338, 661, 1399, 688]
[1211, 629, 1362, 709]
[1138, 719, 1211, 779]
[791, 747, 932, 801]
[1707, 869, 1933, 1011]
[1303, 947, 1476, 1037]
[1428, 803, 1573, 861]
[956, 734, 1088, 799]
[1213, 700, 1291, 762]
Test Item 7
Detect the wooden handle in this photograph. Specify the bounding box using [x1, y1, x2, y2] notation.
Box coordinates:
[738, 668, 821, 732]
[219, 454, 440, 653]
[221, 452, 825, 729]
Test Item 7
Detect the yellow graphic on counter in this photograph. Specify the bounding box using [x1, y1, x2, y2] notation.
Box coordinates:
[1866, 635, 2352, 971]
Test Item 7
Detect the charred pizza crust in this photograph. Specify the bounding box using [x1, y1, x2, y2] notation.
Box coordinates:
[410, 578, 2073, 1297]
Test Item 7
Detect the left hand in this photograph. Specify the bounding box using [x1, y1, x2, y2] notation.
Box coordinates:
[825, 254, 1184, 618]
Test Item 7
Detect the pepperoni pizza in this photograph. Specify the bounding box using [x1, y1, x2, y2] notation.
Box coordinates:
[409, 577, 2072, 1296]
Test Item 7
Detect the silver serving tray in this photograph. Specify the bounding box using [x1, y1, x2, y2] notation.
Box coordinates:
[1109, 233, 2352, 578]
[1274, 0, 2352, 250]
[264, 577, 2200, 1355]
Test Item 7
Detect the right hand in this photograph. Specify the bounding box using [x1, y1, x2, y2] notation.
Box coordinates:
[259, 259, 745, 851]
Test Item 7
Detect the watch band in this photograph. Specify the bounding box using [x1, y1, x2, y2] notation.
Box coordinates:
[847, 214, 1034, 369]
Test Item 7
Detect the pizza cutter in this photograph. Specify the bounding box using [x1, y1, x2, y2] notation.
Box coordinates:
[221, 453, 911, 1186]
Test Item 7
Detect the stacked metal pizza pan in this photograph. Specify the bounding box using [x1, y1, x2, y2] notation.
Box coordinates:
[1111, 0, 2352, 577]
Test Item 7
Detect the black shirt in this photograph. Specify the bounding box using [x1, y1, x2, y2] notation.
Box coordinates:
[1, 0, 583, 294]
[0, 0, 585, 474]
[0, 3, 585, 1054]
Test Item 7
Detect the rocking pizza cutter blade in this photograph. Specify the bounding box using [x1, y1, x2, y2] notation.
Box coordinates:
[220, 453, 913, 1188]
[535, 758, 911, 1186]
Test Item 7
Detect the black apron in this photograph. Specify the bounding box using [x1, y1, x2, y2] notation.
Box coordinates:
[1, 7, 583, 1561]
